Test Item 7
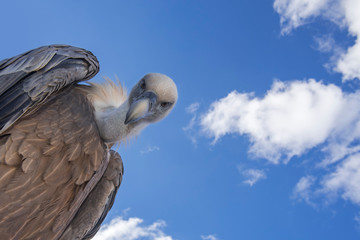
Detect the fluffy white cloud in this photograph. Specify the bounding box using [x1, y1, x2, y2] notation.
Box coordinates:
[333, 0, 360, 81]
[188, 0, 360, 213]
[271, 0, 360, 209]
[274, 0, 360, 81]
[201, 79, 360, 163]
[93, 217, 172, 240]
[322, 153, 360, 204]
[201, 78, 360, 206]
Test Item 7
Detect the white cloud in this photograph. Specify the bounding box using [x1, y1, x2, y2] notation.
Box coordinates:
[313, 35, 345, 73]
[186, 102, 200, 114]
[313, 35, 337, 53]
[354, 212, 360, 226]
[193, 0, 360, 210]
[292, 176, 316, 206]
[239, 168, 267, 186]
[336, 39, 360, 81]
[140, 145, 160, 154]
[201, 234, 219, 240]
[335, 0, 360, 81]
[93, 217, 172, 240]
[322, 153, 360, 204]
[201, 79, 359, 164]
[273, 0, 343, 35]
[122, 208, 131, 217]
[183, 102, 201, 146]
[201, 78, 360, 205]
[270, 0, 360, 208]
[274, 0, 360, 81]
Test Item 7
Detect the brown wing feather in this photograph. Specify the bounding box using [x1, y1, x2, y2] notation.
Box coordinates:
[0, 88, 108, 240]
[60, 150, 124, 240]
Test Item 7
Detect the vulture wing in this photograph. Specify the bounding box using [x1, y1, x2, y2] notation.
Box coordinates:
[59, 150, 124, 240]
[0, 44, 99, 134]
[0, 45, 110, 239]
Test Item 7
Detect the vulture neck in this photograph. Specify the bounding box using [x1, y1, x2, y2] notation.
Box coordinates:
[94, 100, 146, 144]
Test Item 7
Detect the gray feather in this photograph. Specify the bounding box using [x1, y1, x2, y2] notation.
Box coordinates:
[0, 44, 99, 134]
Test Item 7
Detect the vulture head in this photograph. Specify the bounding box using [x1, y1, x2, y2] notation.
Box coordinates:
[93, 73, 178, 143]
[126, 73, 178, 125]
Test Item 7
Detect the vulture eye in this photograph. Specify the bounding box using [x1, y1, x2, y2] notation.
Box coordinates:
[160, 102, 171, 108]
[140, 81, 146, 89]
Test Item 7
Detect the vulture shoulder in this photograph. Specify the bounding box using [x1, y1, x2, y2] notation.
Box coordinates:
[0, 45, 113, 239]
[0, 44, 99, 134]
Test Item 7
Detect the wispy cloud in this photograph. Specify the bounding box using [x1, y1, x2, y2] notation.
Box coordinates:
[140, 145, 160, 154]
[183, 102, 200, 146]
[201, 234, 219, 240]
[292, 176, 317, 207]
[186, 102, 200, 114]
[313, 35, 345, 73]
[273, 0, 340, 35]
[122, 208, 131, 217]
[354, 212, 360, 227]
[313, 35, 337, 53]
[274, 0, 360, 81]
[238, 166, 267, 186]
[93, 216, 172, 240]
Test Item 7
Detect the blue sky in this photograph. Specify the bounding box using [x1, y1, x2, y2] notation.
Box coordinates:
[1, 0, 360, 239]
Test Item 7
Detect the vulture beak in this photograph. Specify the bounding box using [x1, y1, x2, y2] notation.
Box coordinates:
[125, 91, 157, 125]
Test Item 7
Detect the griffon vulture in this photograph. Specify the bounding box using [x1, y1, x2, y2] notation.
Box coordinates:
[0, 45, 178, 239]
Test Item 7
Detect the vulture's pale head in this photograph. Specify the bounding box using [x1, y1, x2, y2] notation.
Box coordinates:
[92, 73, 178, 143]
[125, 73, 178, 125]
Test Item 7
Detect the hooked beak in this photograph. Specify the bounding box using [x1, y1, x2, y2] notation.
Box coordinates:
[124, 92, 157, 125]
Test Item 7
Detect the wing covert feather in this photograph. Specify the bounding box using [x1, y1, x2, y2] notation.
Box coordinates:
[60, 150, 124, 240]
[0, 45, 100, 134]
[0, 88, 108, 240]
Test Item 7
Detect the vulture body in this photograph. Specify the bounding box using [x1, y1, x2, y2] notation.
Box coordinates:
[0, 45, 177, 239]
